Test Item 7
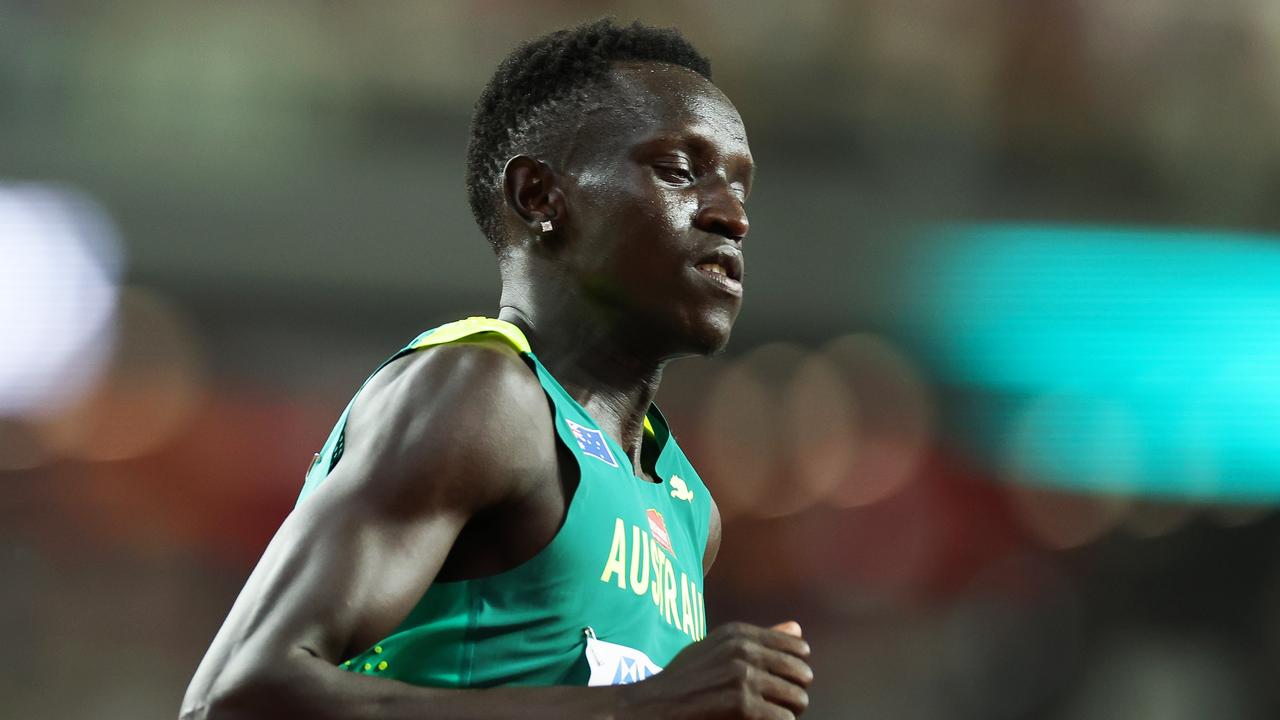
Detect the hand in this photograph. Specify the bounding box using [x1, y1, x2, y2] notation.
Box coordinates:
[615, 620, 813, 720]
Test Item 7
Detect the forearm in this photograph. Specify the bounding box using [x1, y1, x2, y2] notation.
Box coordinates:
[185, 655, 622, 720]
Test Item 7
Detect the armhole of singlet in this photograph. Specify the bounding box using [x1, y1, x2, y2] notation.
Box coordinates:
[648, 405, 713, 566]
[299, 319, 535, 504]
[317, 318, 595, 585]
[420, 355, 595, 585]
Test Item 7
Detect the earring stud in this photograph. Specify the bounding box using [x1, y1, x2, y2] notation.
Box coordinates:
[540, 220, 553, 233]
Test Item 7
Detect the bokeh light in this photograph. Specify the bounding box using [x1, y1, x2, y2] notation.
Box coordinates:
[699, 355, 778, 519]
[1002, 391, 1142, 494]
[909, 223, 1280, 502]
[775, 351, 859, 517]
[696, 335, 932, 519]
[1005, 482, 1129, 551]
[0, 183, 123, 417]
[823, 333, 933, 508]
[38, 287, 208, 462]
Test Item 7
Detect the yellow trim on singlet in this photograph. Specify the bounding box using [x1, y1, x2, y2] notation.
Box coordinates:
[409, 316, 656, 438]
[410, 316, 534, 354]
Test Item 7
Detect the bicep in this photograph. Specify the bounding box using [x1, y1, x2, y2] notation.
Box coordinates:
[193, 467, 469, 700]
[260, 481, 467, 661]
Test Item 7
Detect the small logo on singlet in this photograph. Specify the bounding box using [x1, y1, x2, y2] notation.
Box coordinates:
[565, 418, 619, 467]
[669, 475, 694, 502]
[647, 508, 674, 556]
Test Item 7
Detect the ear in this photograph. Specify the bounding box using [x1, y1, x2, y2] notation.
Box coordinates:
[502, 155, 565, 237]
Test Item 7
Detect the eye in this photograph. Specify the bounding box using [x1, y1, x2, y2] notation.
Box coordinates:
[656, 166, 694, 183]
[653, 161, 696, 184]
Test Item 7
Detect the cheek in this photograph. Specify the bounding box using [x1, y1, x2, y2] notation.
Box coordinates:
[567, 158, 706, 287]
[573, 161, 692, 228]
[575, 187, 693, 269]
[626, 183, 698, 254]
[621, 198, 694, 277]
[649, 194, 696, 236]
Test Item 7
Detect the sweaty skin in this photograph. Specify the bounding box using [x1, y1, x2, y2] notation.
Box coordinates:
[181, 63, 812, 720]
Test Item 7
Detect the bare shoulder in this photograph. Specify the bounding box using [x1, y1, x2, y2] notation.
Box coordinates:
[319, 336, 556, 518]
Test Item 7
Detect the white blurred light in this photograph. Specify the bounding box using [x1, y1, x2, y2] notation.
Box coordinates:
[0, 183, 123, 417]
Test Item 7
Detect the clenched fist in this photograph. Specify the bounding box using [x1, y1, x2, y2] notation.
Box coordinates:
[615, 621, 813, 720]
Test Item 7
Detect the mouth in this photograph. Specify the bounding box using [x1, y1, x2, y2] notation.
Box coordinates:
[694, 246, 744, 296]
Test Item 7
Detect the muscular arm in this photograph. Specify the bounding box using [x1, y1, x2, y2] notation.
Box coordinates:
[181, 341, 621, 720]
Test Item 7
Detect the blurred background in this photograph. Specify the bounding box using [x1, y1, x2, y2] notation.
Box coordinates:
[5, 1, 1280, 717]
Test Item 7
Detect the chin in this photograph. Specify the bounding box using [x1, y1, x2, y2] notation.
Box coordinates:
[682, 309, 737, 357]
[626, 297, 739, 359]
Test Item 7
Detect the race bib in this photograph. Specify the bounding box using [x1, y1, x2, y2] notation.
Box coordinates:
[584, 633, 664, 686]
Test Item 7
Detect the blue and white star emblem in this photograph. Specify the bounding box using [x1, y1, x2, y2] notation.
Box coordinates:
[565, 418, 619, 467]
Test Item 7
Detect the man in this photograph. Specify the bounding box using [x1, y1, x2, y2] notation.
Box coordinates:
[182, 19, 812, 720]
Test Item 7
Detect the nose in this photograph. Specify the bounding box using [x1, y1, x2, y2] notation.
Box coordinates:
[693, 184, 749, 243]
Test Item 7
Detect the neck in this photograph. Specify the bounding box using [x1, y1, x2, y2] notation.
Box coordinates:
[498, 281, 666, 475]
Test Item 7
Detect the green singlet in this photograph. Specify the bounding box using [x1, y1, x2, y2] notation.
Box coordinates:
[297, 317, 713, 687]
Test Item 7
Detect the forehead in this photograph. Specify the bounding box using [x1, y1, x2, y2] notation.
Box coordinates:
[575, 63, 752, 166]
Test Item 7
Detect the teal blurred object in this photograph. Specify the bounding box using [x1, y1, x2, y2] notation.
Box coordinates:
[907, 223, 1280, 502]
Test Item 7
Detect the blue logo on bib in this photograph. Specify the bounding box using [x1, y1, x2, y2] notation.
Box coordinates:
[565, 419, 619, 467]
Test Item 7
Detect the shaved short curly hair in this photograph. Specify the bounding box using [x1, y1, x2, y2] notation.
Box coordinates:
[465, 18, 712, 253]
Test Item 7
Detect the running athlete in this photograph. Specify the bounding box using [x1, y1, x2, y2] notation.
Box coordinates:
[182, 19, 812, 720]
